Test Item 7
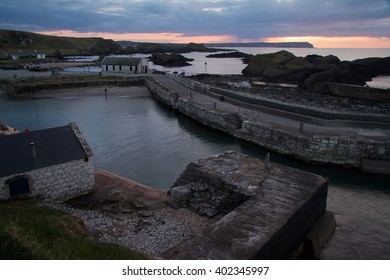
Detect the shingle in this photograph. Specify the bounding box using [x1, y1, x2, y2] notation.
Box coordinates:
[0, 124, 88, 177]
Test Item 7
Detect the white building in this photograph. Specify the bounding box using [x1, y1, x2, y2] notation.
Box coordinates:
[0, 123, 94, 202]
[101, 56, 149, 74]
[11, 50, 46, 60]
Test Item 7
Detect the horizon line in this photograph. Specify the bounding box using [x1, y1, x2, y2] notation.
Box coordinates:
[3, 28, 390, 48]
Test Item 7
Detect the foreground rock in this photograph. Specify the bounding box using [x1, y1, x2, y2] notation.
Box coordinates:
[164, 151, 333, 259]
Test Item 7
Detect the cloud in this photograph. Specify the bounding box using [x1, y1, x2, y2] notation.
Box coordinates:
[0, 0, 389, 41]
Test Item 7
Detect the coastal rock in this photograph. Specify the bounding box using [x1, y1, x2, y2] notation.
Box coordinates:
[242, 50, 390, 89]
[305, 54, 340, 68]
[206, 51, 253, 62]
[149, 53, 194, 67]
[242, 50, 319, 84]
[305, 57, 390, 88]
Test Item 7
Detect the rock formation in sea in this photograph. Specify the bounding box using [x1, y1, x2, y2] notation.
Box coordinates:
[242, 50, 390, 88]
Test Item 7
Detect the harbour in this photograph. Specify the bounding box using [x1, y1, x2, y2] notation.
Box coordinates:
[1, 81, 389, 259]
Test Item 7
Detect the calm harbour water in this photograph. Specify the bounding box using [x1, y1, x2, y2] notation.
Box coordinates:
[0, 86, 389, 259]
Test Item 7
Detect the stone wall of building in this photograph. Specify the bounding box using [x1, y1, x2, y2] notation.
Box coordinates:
[146, 76, 390, 173]
[0, 158, 94, 202]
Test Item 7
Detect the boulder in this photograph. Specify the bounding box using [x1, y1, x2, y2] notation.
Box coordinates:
[170, 185, 192, 201]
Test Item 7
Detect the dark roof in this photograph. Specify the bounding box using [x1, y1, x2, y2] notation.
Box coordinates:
[0, 124, 90, 177]
[101, 56, 143, 66]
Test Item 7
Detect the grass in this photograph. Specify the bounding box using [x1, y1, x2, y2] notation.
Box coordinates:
[0, 199, 148, 260]
[0, 29, 121, 56]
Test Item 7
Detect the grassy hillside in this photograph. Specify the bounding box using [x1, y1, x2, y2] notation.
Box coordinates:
[0, 199, 148, 260]
[0, 29, 122, 56]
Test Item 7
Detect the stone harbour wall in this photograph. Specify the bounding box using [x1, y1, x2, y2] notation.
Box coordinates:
[146, 76, 390, 172]
[146, 77, 238, 130]
[239, 121, 390, 167]
[0, 158, 94, 202]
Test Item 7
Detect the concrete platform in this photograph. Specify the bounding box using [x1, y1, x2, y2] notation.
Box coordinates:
[164, 151, 330, 259]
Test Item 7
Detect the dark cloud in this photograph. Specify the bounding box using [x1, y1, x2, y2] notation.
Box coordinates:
[0, 0, 389, 39]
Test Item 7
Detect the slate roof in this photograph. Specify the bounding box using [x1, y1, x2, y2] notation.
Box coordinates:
[0, 124, 90, 177]
[101, 56, 143, 66]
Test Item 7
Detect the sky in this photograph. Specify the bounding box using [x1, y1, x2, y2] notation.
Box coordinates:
[1, 0, 390, 48]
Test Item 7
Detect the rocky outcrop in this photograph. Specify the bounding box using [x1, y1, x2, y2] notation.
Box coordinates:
[149, 53, 194, 67]
[242, 51, 390, 89]
[305, 57, 390, 88]
[242, 50, 329, 84]
[207, 51, 253, 60]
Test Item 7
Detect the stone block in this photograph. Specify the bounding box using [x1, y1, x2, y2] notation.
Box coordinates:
[163, 152, 328, 259]
[302, 211, 337, 259]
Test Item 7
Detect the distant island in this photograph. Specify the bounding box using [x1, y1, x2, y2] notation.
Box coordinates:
[206, 42, 314, 48]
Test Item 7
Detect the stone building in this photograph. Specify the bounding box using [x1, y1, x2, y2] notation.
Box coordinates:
[0, 123, 94, 202]
[101, 56, 149, 74]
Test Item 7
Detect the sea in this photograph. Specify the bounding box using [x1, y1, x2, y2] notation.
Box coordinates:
[1, 47, 390, 259]
[148, 47, 390, 88]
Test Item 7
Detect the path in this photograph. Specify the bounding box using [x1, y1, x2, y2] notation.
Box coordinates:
[152, 74, 390, 141]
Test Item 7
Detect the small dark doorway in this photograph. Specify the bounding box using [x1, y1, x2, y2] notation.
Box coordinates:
[7, 177, 31, 198]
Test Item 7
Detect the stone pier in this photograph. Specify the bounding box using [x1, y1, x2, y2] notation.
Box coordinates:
[164, 151, 332, 259]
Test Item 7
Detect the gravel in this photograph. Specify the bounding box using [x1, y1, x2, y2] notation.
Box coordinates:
[40, 202, 195, 258]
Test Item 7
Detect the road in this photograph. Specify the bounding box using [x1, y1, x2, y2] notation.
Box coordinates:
[152, 74, 390, 141]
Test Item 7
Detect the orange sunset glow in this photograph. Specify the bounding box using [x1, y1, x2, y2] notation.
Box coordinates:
[39, 30, 237, 44]
[39, 30, 390, 48]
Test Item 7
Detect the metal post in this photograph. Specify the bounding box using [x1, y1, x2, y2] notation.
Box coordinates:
[30, 142, 36, 160]
[265, 152, 270, 169]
